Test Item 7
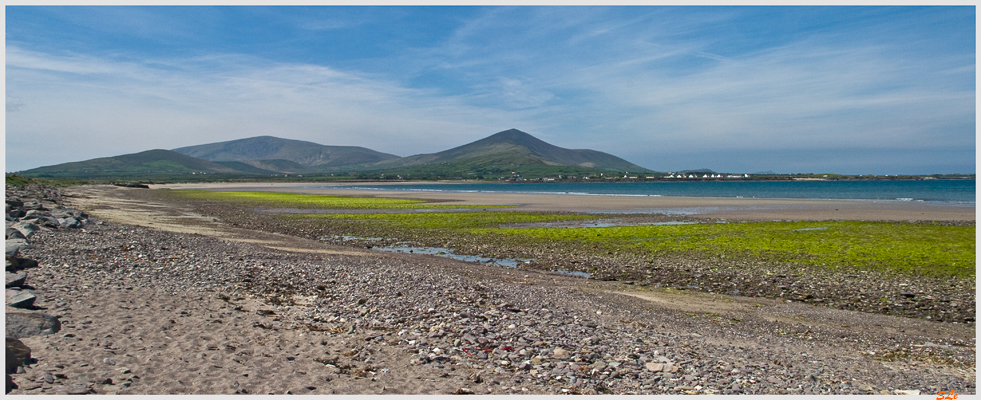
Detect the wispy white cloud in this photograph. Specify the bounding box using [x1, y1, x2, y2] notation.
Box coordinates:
[5, 7, 974, 175]
[5, 45, 543, 171]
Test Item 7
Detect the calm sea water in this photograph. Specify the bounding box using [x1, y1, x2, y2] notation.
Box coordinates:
[323, 180, 975, 205]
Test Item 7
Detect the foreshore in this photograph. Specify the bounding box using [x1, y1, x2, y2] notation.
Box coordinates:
[6, 184, 975, 395]
[155, 182, 975, 222]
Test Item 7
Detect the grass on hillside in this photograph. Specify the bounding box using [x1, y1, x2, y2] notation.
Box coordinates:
[172, 190, 510, 209]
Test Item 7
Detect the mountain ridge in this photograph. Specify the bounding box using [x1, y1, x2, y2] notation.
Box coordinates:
[172, 136, 401, 168]
[17, 129, 653, 179]
[373, 129, 649, 173]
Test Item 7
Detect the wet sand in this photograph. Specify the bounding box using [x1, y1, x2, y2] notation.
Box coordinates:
[156, 182, 975, 222]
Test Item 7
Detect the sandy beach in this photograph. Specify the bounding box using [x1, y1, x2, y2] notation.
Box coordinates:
[157, 181, 975, 222]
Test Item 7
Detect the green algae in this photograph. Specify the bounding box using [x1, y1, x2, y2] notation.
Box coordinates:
[291, 211, 592, 230]
[173, 190, 506, 209]
[489, 221, 975, 278]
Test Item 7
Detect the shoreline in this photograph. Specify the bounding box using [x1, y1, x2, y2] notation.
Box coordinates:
[152, 182, 975, 222]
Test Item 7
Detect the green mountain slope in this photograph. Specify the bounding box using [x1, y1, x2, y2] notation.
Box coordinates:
[172, 136, 401, 170]
[15, 130, 654, 181]
[373, 129, 650, 173]
[17, 149, 245, 178]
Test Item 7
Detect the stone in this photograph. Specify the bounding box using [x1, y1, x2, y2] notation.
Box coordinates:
[5, 240, 30, 258]
[6, 312, 61, 339]
[6, 337, 31, 374]
[6, 271, 27, 288]
[552, 348, 570, 360]
[645, 363, 667, 372]
[21, 210, 43, 220]
[5, 228, 25, 241]
[58, 217, 83, 229]
[6, 255, 37, 272]
[894, 390, 921, 395]
[855, 382, 873, 392]
[34, 216, 60, 229]
[67, 384, 92, 394]
[7, 291, 36, 309]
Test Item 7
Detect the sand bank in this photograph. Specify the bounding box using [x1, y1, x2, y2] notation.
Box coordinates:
[155, 182, 975, 221]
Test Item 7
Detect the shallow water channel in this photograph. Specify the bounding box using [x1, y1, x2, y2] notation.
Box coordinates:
[323, 236, 593, 277]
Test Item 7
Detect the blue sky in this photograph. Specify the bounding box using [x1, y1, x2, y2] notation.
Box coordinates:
[5, 6, 976, 174]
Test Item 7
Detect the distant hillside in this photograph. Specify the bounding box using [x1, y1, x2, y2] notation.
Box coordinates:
[16, 130, 654, 181]
[373, 129, 650, 173]
[173, 136, 401, 171]
[17, 149, 243, 178]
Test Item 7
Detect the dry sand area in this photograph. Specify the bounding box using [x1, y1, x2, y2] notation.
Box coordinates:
[6, 184, 975, 395]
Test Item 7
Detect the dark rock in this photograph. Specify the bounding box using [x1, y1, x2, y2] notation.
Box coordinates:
[9, 222, 38, 240]
[34, 216, 60, 229]
[6, 255, 38, 272]
[6, 337, 31, 374]
[7, 290, 37, 308]
[20, 200, 43, 211]
[6, 312, 61, 339]
[58, 217, 83, 229]
[5, 240, 31, 258]
[113, 183, 150, 189]
[6, 271, 27, 288]
[5, 228, 25, 241]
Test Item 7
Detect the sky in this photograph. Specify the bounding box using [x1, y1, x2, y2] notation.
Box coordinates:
[5, 6, 976, 174]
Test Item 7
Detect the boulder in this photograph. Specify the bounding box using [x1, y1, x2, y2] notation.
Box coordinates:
[10, 222, 38, 239]
[5, 228, 25, 241]
[33, 216, 60, 229]
[5, 337, 31, 374]
[6, 312, 61, 339]
[58, 217, 83, 229]
[6, 290, 36, 309]
[5, 256, 37, 272]
[5, 198, 23, 208]
[20, 200, 42, 211]
[5, 240, 30, 258]
[21, 210, 42, 220]
[5, 271, 27, 288]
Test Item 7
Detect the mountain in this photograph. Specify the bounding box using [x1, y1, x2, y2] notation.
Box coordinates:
[16, 149, 243, 178]
[172, 136, 401, 171]
[373, 129, 649, 173]
[14, 129, 654, 180]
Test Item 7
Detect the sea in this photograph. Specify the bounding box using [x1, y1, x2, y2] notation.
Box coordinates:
[317, 180, 976, 205]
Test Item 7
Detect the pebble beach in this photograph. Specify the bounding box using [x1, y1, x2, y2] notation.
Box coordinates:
[5, 183, 975, 395]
